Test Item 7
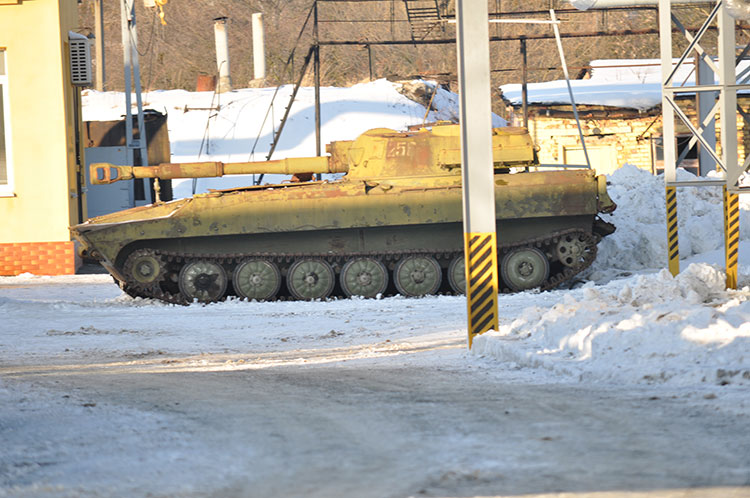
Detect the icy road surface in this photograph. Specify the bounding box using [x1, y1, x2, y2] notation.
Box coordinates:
[1, 275, 749, 498]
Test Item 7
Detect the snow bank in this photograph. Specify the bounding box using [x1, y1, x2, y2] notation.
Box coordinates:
[473, 263, 750, 387]
[592, 165, 750, 275]
[475, 165, 750, 387]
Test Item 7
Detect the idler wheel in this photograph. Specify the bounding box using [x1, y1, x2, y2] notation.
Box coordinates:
[178, 260, 228, 303]
[233, 259, 281, 301]
[447, 254, 466, 295]
[123, 249, 165, 292]
[287, 259, 335, 300]
[556, 233, 592, 268]
[500, 247, 549, 291]
[340, 257, 388, 298]
[394, 255, 441, 297]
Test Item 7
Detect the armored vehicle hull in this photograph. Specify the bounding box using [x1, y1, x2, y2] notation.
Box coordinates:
[71, 125, 616, 303]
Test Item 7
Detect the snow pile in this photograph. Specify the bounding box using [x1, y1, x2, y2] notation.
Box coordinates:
[592, 165, 750, 276]
[426, 85, 462, 123]
[475, 164, 750, 386]
[474, 263, 750, 386]
[399, 80, 506, 127]
[82, 79, 496, 197]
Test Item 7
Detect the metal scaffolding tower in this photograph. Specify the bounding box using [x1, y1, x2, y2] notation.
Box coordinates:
[659, 0, 749, 193]
[657, 0, 748, 287]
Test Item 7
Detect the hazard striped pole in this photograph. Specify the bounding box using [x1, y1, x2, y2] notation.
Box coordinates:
[455, 0, 499, 348]
[666, 186, 679, 277]
[464, 233, 499, 344]
[724, 186, 739, 290]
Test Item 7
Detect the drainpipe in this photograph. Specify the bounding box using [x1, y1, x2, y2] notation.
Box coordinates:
[214, 17, 232, 93]
[94, 0, 105, 91]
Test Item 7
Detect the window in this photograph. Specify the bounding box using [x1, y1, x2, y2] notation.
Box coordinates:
[0, 50, 12, 196]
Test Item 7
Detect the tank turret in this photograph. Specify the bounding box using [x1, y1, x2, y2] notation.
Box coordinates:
[90, 125, 536, 186]
[72, 124, 615, 304]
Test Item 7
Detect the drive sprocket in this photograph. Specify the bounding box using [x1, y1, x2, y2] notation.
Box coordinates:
[122, 249, 167, 294]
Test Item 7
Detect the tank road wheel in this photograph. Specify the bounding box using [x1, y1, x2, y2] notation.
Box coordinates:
[287, 259, 335, 300]
[447, 254, 466, 295]
[556, 233, 592, 268]
[501, 247, 549, 292]
[394, 255, 442, 297]
[340, 257, 388, 298]
[178, 260, 228, 303]
[123, 249, 166, 292]
[232, 259, 281, 301]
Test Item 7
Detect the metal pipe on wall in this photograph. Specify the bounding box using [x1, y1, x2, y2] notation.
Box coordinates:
[94, 0, 105, 91]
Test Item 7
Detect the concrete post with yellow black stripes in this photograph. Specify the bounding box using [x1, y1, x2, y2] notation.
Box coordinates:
[665, 186, 679, 277]
[724, 186, 739, 290]
[455, 0, 499, 348]
[464, 233, 499, 346]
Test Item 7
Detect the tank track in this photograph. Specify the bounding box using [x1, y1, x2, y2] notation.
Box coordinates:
[117, 228, 599, 305]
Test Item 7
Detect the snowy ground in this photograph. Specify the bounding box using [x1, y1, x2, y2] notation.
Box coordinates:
[1, 81, 749, 496]
[1, 269, 750, 497]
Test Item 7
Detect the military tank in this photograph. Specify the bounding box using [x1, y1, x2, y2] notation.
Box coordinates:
[71, 124, 616, 304]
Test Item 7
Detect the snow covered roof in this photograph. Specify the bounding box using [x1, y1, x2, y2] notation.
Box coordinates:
[500, 58, 750, 111]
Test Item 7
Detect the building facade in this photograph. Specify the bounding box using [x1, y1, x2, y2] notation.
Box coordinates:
[0, 0, 84, 275]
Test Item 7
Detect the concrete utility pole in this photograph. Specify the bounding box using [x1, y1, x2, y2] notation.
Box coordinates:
[314, 2, 321, 158]
[121, 0, 150, 203]
[455, 0, 499, 348]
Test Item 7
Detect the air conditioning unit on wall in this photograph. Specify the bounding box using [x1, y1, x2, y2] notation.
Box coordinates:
[68, 31, 92, 87]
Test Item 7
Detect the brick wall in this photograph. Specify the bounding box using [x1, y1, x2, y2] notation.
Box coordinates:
[524, 114, 657, 172]
[0, 241, 80, 276]
[505, 98, 750, 175]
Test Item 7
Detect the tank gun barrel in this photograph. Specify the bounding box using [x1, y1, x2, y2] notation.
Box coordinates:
[90, 156, 346, 185]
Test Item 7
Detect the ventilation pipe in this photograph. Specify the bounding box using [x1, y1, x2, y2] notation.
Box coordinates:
[252, 13, 266, 81]
[214, 17, 232, 93]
